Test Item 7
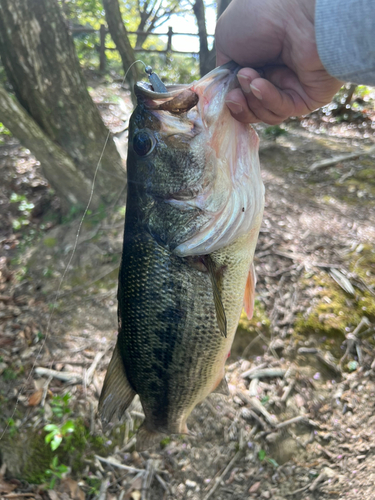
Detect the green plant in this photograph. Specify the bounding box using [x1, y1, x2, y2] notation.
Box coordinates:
[50, 393, 72, 419]
[258, 449, 279, 468]
[44, 420, 75, 451]
[7, 418, 18, 438]
[45, 456, 69, 489]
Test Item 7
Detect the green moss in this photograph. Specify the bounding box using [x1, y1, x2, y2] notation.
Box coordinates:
[6, 418, 110, 484]
[43, 237, 57, 248]
[295, 265, 375, 356]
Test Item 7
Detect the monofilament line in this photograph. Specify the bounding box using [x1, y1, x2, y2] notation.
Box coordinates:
[0, 59, 147, 442]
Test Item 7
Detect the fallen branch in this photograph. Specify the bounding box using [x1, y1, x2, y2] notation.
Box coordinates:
[34, 367, 82, 384]
[202, 450, 242, 500]
[310, 146, 375, 171]
[95, 455, 144, 473]
[244, 368, 286, 380]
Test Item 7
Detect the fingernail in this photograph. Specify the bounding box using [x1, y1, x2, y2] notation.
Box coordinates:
[250, 84, 262, 100]
[237, 74, 251, 94]
[226, 100, 243, 114]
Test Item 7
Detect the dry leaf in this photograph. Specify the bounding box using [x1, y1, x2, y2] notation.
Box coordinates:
[60, 478, 85, 500]
[28, 388, 43, 406]
[0, 480, 18, 494]
[249, 481, 261, 493]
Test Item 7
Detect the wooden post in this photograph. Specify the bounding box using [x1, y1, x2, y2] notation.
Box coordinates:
[167, 26, 173, 52]
[99, 24, 106, 72]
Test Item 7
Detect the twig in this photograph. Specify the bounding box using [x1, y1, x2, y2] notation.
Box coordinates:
[95, 455, 144, 473]
[276, 415, 306, 429]
[241, 362, 268, 379]
[202, 450, 242, 500]
[121, 435, 137, 452]
[34, 367, 82, 384]
[340, 317, 370, 367]
[40, 375, 53, 407]
[316, 351, 342, 375]
[241, 407, 269, 430]
[286, 484, 310, 496]
[98, 478, 109, 500]
[142, 459, 154, 500]
[281, 379, 295, 403]
[249, 378, 259, 397]
[236, 391, 278, 426]
[86, 348, 109, 386]
[310, 146, 375, 171]
[244, 368, 286, 380]
[155, 473, 169, 492]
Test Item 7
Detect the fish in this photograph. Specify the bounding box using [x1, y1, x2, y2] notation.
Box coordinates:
[98, 62, 265, 451]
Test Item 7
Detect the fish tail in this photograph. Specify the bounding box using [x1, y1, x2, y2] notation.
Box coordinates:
[98, 342, 136, 426]
[136, 423, 164, 452]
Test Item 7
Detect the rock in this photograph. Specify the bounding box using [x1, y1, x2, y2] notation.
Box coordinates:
[185, 480, 197, 489]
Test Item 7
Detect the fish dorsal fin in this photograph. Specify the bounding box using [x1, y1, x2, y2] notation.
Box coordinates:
[211, 376, 229, 395]
[98, 342, 136, 426]
[205, 255, 227, 338]
[244, 263, 256, 320]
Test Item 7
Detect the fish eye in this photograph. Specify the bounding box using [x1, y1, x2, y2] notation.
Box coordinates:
[133, 131, 154, 157]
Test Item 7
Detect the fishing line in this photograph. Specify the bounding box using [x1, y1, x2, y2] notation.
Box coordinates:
[0, 59, 147, 442]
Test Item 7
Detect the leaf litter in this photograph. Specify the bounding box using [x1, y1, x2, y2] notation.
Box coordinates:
[0, 81, 375, 499]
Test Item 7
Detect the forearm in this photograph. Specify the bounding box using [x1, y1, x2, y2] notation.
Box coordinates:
[315, 0, 375, 85]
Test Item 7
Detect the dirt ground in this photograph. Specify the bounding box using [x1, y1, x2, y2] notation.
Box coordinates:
[0, 81, 375, 500]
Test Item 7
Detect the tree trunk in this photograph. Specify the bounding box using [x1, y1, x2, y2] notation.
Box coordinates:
[0, 0, 125, 210]
[102, 0, 139, 99]
[193, 0, 215, 76]
[0, 86, 99, 210]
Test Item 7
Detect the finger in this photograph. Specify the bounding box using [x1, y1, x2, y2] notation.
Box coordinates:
[224, 88, 261, 124]
[236, 89, 287, 125]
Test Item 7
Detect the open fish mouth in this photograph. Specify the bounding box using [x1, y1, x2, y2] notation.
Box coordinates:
[134, 62, 242, 114]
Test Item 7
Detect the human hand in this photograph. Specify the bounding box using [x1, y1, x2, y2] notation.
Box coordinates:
[215, 0, 343, 124]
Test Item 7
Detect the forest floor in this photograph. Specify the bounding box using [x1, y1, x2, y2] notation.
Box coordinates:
[0, 79, 375, 500]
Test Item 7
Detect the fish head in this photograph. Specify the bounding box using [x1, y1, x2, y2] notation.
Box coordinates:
[127, 63, 264, 254]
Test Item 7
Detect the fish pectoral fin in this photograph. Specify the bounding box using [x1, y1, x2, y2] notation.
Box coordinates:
[211, 376, 229, 395]
[205, 255, 227, 338]
[136, 423, 164, 452]
[98, 342, 136, 426]
[243, 263, 256, 320]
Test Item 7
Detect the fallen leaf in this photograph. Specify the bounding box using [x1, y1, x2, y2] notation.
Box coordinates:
[249, 481, 261, 493]
[60, 478, 85, 500]
[28, 389, 43, 406]
[0, 480, 18, 494]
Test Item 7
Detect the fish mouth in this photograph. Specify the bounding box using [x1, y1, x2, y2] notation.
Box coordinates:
[134, 62, 241, 114]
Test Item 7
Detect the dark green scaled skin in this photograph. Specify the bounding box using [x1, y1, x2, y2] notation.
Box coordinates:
[117, 99, 222, 434]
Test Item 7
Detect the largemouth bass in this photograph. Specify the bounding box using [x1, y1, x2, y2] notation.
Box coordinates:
[99, 63, 265, 450]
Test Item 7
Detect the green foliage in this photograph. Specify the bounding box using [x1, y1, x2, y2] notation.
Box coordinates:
[45, 456, 69, 489]
[7, 418, 18, 438]
[0, 122, 11, 136]
[50, 393, 72, 419]
[264, 125, 287, 139]
[258, 449, 279, 468]
[44, 420, 76, 451]
[2, 367, 18, 381]
[10, 193, 35, 230]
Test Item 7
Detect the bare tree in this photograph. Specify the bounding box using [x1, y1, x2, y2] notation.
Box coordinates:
[102, 0, 139, 96]
[192, 0, 232, 76]
[0, 0, 125, 210]
[134, 0, 186, 49]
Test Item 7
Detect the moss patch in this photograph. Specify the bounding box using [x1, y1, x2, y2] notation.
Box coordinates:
[295, 258, 375, 357]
